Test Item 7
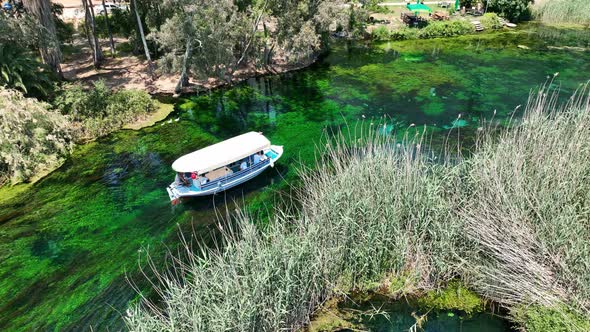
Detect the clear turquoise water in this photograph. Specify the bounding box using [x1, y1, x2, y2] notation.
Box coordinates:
[327, 295, 511, 332]
[0, 25, 589, 330]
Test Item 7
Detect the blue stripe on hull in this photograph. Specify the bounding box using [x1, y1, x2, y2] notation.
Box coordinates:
[167, 146, 283, 201]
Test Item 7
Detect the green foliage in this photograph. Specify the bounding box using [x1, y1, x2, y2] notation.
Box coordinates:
[390, 27, 419, 40]
[533, 0, 590, 26]
[54, 81, 156, 141]
[52, 2, 75, 44]
[371, 25, 391, 41]
[0, 44, 53, 97]
[364, 0, 389, 13]
[487, 0, 533, 22]
[511, 304, 590, 332]
[127, 86, 590, 331]
[480, 13, 503, 30]
[417, 281, 484, 315]
[93, 8, 135, 38]
[417, 20, 475, 39]
[154, 0, 351, 80]
[0, 88, 72, 185]
[371, 20, 475, 42]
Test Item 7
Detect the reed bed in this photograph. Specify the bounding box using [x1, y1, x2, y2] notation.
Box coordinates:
[126, 84, 590, 331]
[533, 0, 590, 25]
[461, 84, 590, 323]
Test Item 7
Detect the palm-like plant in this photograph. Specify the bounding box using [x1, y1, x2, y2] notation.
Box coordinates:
[0, 44, 52, 97]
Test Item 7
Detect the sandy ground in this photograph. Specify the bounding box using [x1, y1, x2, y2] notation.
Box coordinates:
[54, 0, 82, 8]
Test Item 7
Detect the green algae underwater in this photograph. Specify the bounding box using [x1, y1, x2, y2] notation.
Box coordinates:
[1, 25, 590, 330]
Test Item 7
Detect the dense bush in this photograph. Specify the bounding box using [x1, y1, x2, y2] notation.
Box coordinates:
[54, 81, 156, 141]
[487, 0, 533, 22]
[512, 305, 590, 332]
[417, 20, 474, 39]
[93, 8, 135, 39]
[480, 13, 503, 30]
[372, 20, 476, 42]
[127, 86, 590, 331]
[0, 88, 72, 185]
[52, 2, 76, 44]
[390, 26, 418, 40]
[371, 25, 391, 40]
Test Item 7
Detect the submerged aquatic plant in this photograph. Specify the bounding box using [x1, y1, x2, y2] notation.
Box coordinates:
[126, 84, 590, 331]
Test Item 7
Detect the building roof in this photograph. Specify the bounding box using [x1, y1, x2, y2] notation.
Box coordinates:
[171, 132, 271, 174]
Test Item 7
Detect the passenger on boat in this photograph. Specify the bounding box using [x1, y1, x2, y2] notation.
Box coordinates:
[253, 151, 267, 164]
[178, 172, 191, 186]
[240, 160, 248, 170]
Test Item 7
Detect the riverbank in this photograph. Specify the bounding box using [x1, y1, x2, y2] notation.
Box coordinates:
[61, 39, 320, 96]
[126, 85, 590, 331]
[2, 26, 590, 330]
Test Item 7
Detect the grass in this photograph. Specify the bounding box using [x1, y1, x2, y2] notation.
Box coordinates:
[125, 83, 590, 331]
[123, 102, 175, 130]
[533, 0, 590, 26]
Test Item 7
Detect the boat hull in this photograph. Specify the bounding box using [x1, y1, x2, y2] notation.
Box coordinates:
[167, 145, 283, 201]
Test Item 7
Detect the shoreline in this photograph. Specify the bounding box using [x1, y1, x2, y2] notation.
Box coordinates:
[0, 57, 319, 190]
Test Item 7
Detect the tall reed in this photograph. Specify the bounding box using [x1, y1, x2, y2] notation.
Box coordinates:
[534, 0, 590, 25]
[461, 84, 590, 323]
[126, 83, 590, 331]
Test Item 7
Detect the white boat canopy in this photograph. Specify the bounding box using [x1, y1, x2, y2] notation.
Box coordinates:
[172, 132, 271, 174]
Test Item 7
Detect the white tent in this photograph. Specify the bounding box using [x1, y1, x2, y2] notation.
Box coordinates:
[172, 132, 271, 174]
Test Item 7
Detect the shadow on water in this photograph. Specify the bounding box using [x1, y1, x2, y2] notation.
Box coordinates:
[0, 25, 589, 330]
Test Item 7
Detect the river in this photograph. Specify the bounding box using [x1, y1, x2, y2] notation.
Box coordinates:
[1, 24, 589, 331]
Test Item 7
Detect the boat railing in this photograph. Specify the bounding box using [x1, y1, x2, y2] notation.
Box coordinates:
[201, 158, 270, 191]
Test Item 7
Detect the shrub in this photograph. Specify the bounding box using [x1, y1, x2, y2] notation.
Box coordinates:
[0, 88, 72, 185]
[511, 305, 590, 332]
[487, 0, 533, 22]
[371, 25, 391, 41]
[93, 8, 135, 38]
[480, 13, 503, 30]
[390, 27, 418, 41]
[0, 44, 53, 98]
[417, 20, 474, 39]
[54, 81, 155, 141]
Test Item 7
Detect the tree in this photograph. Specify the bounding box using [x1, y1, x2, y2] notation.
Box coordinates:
[153, 0, 349, 87]
[82, 0, 104, 68]
[101, 0, 116, 57]
[486, 0, 533, 22]
[0, 88, 72, 185]
[132, 0, 155, 77]
[22, 0, 63, 77]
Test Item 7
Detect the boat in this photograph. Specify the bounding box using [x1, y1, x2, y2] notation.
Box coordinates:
[166, 132, 283, 202]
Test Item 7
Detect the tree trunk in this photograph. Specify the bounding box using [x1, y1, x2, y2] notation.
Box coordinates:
[87, 0, 103, 63]
[132, 0, 154, 77]
[175, 39, 192, 94]
[82, 0, 103, 68]
[23, 0, 63, 78]
[101, 0, 116, 57]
